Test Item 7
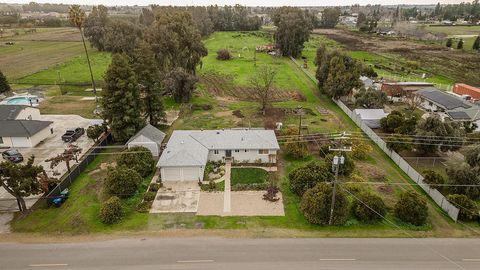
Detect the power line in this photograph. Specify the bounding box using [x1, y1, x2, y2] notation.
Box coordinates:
[339, 184, 467, 270]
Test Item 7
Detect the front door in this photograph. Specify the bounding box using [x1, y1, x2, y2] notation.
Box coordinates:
[226, 150, 232, 158]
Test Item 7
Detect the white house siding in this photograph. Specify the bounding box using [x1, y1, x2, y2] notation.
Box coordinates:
[10, 137, 32, 147]
[29, 124, 53, 147]
[127, 135, 160, 156]
[0, 137, 15, 147]
[15, 107, 41, 120]
[161, 166, 204, 181]
[207, 149, 277, 163]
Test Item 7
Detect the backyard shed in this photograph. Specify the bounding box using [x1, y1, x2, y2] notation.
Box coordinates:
[126, 124, 166, 157]
[353, 109, 389, 128]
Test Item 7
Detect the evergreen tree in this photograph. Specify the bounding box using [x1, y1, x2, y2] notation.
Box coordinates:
[323, 54, 362, 99]
[446, 38, 453, 48]
[163, 67, 198, 103]
[473, 35, 480, 51]
[83, 5, 109, 51]
[102, 54, 144, 142]
[0, 70, 11, 94]
[272, 7, 313, 57]
[457, 39, 464, 49]
[130, 43, 165, 125]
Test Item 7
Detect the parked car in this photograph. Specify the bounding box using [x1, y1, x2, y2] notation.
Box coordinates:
[2, 149, 24, 163]
[61, 127, 85, 143]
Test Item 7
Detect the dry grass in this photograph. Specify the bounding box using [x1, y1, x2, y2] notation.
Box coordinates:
[39, 96, 97, 119]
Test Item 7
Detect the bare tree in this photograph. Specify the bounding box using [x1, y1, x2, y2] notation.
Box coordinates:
[404, 92, 422, 112]
[248, 65, 277, 115]
[46, 145, 82, 173]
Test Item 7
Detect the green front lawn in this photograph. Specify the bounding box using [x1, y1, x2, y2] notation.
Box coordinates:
[231, 168, 269, 185]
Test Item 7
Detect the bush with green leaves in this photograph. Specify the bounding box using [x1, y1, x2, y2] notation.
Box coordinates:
[446, 164, 480, 200]
[394, 191, 428, 226]
[216, 49, 232, 60]
[100, 196, 123, 224]
[422, 170, 445, 190]
[149, 183, 162, 192]
[288, 160, 333, 196]
[103, 166, 142, 198]
[447, 194, 479, 221]
[86, 124, 104, 141]
[117, 146, 155, 178]
[143, 191, 157, 201]
[300, 182, 349, 225]
[351, 191, 386, 223]
[465, 146, 480, 168]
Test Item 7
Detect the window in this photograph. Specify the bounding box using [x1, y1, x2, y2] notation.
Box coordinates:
[0, 137, 3, 144]
[244, 149, 248, 153]
[214, 150, 219, 154]
[234, 149, 240, 153]
[259, 149, 269, 154]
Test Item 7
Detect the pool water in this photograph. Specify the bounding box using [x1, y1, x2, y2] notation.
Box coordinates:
[5, 97, 40, 105]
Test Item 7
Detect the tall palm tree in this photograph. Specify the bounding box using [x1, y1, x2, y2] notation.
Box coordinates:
[68, 5, 98, 107]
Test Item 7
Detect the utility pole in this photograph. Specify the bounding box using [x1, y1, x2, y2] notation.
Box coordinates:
[328, 132, 352, 225]
[297, 106, 303, 136]
[329, 155, 343, 225]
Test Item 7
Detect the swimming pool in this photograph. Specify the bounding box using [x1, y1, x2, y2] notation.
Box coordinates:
[1, 96, 41, 106]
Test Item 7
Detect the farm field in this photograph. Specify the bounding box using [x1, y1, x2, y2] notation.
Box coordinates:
[425, 25, 480, 36]
[310, 28, 480, 87]
[12, 31, 477, 237]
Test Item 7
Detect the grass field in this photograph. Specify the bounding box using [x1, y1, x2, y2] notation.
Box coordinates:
[426, 25, 480, 36]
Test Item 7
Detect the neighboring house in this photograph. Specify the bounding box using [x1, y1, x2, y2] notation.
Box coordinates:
[353, 109, 390, 128]
[157, 129, 280, 182]
[381, 82, 435, 98]
[360, 76, 374, 89]
[416, 87, 472, 112]
[126, 124, 166, 157]
[453, 83, 480, 101]
[0, 105, 53, 148]
[416, 88, 480, 129]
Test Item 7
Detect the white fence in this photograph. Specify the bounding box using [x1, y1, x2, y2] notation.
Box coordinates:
[289, 57, 459, 221]
[333, 99, 459, 221]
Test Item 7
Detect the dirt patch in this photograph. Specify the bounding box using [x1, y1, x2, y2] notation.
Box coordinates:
[357, 163, 386, 181]
[313, 28, 480, 85]
[264, 107, 286, 129]
[377, 184, 394, 195]
[200, 72, 306, 102]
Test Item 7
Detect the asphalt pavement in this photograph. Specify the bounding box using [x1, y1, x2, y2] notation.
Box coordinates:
[1, 237, 480, 269]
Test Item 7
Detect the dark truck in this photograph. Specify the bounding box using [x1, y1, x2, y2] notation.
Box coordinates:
[62, 127, 85, 143]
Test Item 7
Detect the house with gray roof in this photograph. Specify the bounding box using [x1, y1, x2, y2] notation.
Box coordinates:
[416, 87, 472, 112]
[126, 124, 166, 157]
[0, 105, 53, 148]
[157, 129, 280, 181]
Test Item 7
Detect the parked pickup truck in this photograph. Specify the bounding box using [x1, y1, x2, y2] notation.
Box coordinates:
[62, 127, 85, 143]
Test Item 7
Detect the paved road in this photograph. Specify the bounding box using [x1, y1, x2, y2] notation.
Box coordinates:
[1, 237, 480, 269]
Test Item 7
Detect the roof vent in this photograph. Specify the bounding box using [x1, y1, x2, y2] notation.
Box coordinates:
[216, 131, 220, 134]
[180, 141, 184, 144]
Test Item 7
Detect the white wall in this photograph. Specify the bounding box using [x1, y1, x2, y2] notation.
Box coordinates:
[30, 124, 53, 147]
[128, 135, 160, 156]
[15, 107, 41, 120]
[207, 149, 277, 163]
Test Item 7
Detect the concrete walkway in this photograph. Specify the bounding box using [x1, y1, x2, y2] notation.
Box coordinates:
[223, 159, 232, 213]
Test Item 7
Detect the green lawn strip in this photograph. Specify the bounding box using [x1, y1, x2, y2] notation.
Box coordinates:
[231, 168, 269, 185]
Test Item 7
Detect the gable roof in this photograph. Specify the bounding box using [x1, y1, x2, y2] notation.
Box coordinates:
[417, 87, 472, 110]
[0, 105, 30, 120]
[0, 120, 52, 137]
[126, 124, 166, 145]
[157, 129, 280, 167]
[353, 109, 389, 120]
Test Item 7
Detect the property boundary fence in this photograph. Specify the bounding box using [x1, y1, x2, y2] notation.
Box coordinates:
[333, 99, 459, 221]
[289, 56, 459, 221]
[29, 132, 112, 210]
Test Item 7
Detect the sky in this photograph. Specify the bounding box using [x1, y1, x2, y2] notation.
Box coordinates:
[0, 0, 468, 7]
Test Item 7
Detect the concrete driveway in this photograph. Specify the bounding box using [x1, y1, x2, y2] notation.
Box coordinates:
[0, 114, 99, 212]
[150, 181, 200, 213]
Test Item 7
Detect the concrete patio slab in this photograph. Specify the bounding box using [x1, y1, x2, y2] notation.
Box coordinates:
[149, 181, 200, 213]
